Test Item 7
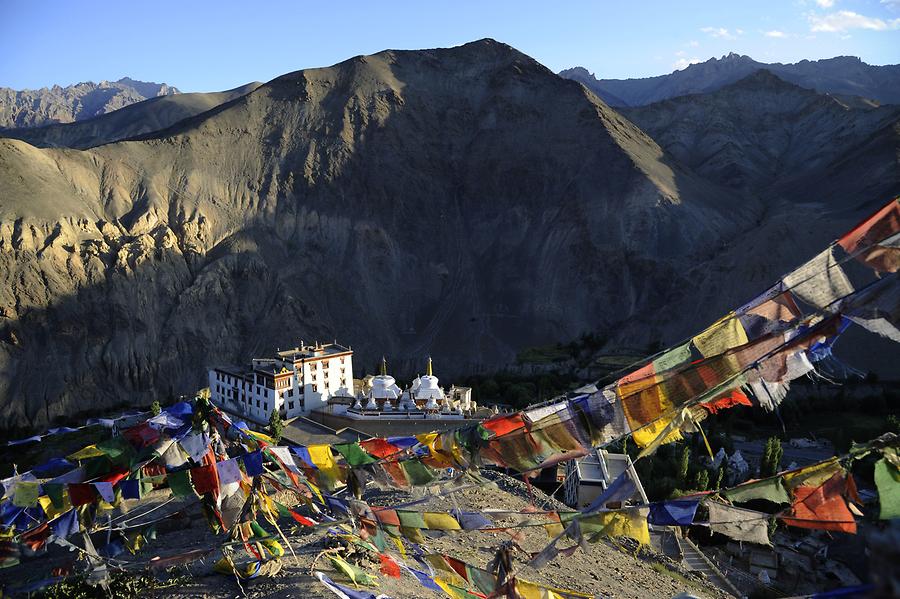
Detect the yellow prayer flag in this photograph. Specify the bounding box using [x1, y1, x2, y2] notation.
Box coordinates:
[783, 457, 842, 489]
[580, 507, 650, 545]
[38, 495, 70, 519]
[631, 416, 682, 448]
[68, 444, 106, 460]
[308, 445, 336, 469]
[423, 512, 462, 531]
[423, 555, 467, 587]
[692, 314, 749, 357]
[515, 579, 547, 599]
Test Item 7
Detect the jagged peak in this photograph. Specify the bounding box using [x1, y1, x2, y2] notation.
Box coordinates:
[726, 68, 804, 91]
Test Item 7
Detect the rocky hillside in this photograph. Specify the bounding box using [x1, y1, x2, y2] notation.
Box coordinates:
[2, 82, 262, 149]
[561, 54, 900, 107]
[0, 77, 179, 128]
[0, 39, 760, 430]
[621, 70, 900, 193]
[0, 40, 896, 432]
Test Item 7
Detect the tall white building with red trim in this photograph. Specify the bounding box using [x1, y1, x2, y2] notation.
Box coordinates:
[208, 342, 354, 424]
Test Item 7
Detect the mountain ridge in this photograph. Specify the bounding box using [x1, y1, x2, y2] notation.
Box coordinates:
[0, 77, 180, 129]
[561, 54, 900, 106]
[0, 39, 759, 430]
[0, 40, 896, 432]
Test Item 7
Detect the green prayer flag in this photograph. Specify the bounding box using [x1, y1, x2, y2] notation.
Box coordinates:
[84, 457, 110, 479]
[333, 443, 377, 466]
[96, 437, 135, 466]
[723, 477, 791, 505]
[12, 481, 40, 507]
[397, 509, 427, 529]
[167, 470, 196, 497]
[328, 555, 377, 586]
[652, 342, 693, 373]
[273, 500, 292, 519]
[400, 460, 435, 486]
[44, 483, 66, 509]
[466, 564, 498, 595]
[399, 526, 425, 543]
[875, 458, 900, 520]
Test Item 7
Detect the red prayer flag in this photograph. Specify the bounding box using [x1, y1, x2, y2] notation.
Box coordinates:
[360, 438, 403, 459]
[781, 473, 857, 534]
[190, 463, 220, 496]
[379, 553, 401, 578]
[289, 510, 316, 527]
[67, 483, 97, 507]
[701, 389, 752, 414]
[481, 413, 526, 438]
[837, 198, 900, 273]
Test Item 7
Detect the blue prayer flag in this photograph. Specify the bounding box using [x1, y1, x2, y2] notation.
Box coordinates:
[242, 450, 264, 477]
[120, 479, 141, 500]
[648, 498, 701, 526]
[50, 510, 80, 539]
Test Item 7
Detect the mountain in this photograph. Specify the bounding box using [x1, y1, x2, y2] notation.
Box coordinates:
[0, 39, 763, 430]
[561, 54, 900, 106]
[0, 40, 896, 432]
[620, 70, 900, 194]
[0, 78, 179, 129]
[2, 82, 262, 149]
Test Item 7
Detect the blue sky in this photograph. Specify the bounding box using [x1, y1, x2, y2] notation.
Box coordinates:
[1, 0, 898, 92]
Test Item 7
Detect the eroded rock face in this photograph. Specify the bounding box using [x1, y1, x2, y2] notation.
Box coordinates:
[0, 40, 895, 431]
[0, 78, 180, 130]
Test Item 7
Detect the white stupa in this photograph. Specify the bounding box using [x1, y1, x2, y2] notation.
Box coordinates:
[411, 357, 444, 402]
[368, 357, 401, 409]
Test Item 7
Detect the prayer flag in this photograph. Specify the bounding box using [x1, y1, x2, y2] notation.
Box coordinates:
[242, 450, 264, 477]
[12, 481, 40, 507]
[707, 502, 770, 545]
[67, 483, 97, 507]
[167, 470, 196, 498]
[648, 499, 700, 526]
[50, 509, 80, 539]
[314, 571, 391, 599]
[334, 443, 377, 467]
[783, 247, 854, 311]
[422, 512, 461, 531]
[837, 198, 900, 273]
[120, 479, 141, 500]
[874, 458, 900, 520]
[92, 482, 115, 504]
[190, 463, 219, 495]
[723, 477, 791, 505]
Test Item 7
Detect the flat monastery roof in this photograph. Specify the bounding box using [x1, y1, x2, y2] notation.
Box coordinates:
[276, 343, 352, 361]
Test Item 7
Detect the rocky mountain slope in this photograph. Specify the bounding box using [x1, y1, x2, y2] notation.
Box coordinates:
[561, 54, 900, 107]
[621, 70, 900, 193]
[0, 39, 761, 430]
[0, 40, 896, 432]
[0, 77, 179, 128]
[2, 82, 262, 149]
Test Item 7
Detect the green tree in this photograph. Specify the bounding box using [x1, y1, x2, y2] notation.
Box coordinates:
[268, 409, 283, 443]
[714, 465, 725, 490]
[693, 468, 710, 491]
[678, 446, 691, 485]
[761, 437, 783, 477]
[150, 400, 161, 416]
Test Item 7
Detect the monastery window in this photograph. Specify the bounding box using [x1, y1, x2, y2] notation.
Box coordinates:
[289, 402, 294, 410]
[256, 400, 260, 408]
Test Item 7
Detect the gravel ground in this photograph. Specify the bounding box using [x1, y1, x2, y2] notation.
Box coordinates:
[2, 471, 727, 598]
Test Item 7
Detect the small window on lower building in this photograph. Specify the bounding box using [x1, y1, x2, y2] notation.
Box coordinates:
[289, 401, 294, 409]
[264, 403, 268, 411]
[256, 400, 260, 408]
